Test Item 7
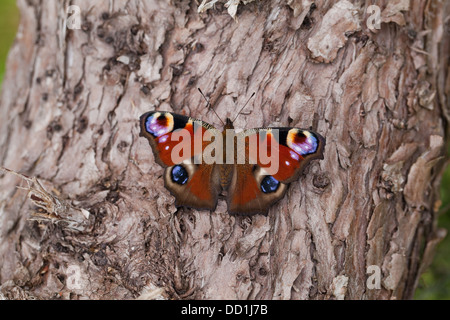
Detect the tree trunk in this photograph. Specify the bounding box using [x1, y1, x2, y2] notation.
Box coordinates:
[0, 0, 449, 300]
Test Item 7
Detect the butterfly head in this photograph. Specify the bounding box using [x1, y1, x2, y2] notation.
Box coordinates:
[224, 118, 234, 130]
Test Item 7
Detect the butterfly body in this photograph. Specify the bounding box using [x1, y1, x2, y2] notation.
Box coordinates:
[139, 111, 325, 215]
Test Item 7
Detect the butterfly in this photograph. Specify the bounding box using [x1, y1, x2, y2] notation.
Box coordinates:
[139, 106, 325, 215]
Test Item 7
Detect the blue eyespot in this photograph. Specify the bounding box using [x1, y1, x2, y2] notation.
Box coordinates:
[298, 134, 318, 155]
[145, 113, 173, 137]
[261, 176, 280, 194]
[288, 130, 319, 156]
[171, 165, 189, 185]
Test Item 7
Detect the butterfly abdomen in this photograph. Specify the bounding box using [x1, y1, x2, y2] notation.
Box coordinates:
[219, 164, 233, 189]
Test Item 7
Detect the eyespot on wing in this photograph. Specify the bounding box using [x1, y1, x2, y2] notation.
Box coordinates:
[143, 112, 175, 137]
[286, 129, 319, 156]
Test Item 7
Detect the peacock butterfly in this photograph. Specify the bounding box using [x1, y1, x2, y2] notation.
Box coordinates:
[139, 102, 325, 215]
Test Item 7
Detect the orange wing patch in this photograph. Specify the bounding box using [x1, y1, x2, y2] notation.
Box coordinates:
[229, 166, 260, 206]
[186, 165, 215, 202]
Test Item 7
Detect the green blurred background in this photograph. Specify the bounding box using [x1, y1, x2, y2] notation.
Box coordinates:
[0, 0, 18, 84]
[0, 0, 448, 300]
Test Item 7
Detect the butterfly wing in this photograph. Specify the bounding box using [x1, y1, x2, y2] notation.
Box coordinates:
[139, 111, 221, 211]
[227, 127, 325, 215]
[227, 163, 288, 215]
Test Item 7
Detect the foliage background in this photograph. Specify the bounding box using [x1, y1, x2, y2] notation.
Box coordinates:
[0, 0, 18, 84]
[0, 0, 448, 300]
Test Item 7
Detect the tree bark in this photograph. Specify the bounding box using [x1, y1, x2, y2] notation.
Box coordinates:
[0, 0, 449, 300]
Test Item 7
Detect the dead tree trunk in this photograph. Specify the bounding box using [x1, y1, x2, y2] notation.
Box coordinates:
[0, 0, 449, 300]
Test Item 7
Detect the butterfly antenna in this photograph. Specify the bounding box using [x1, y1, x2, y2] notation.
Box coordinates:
[232, 92, 255, 123]
[198, 88, 225, 126]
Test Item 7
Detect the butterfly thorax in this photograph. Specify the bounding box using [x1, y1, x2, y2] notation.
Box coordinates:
[220, 118, 235, 189]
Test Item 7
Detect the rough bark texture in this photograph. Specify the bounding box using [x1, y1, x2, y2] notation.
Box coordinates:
[0, 0, 449, 300]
